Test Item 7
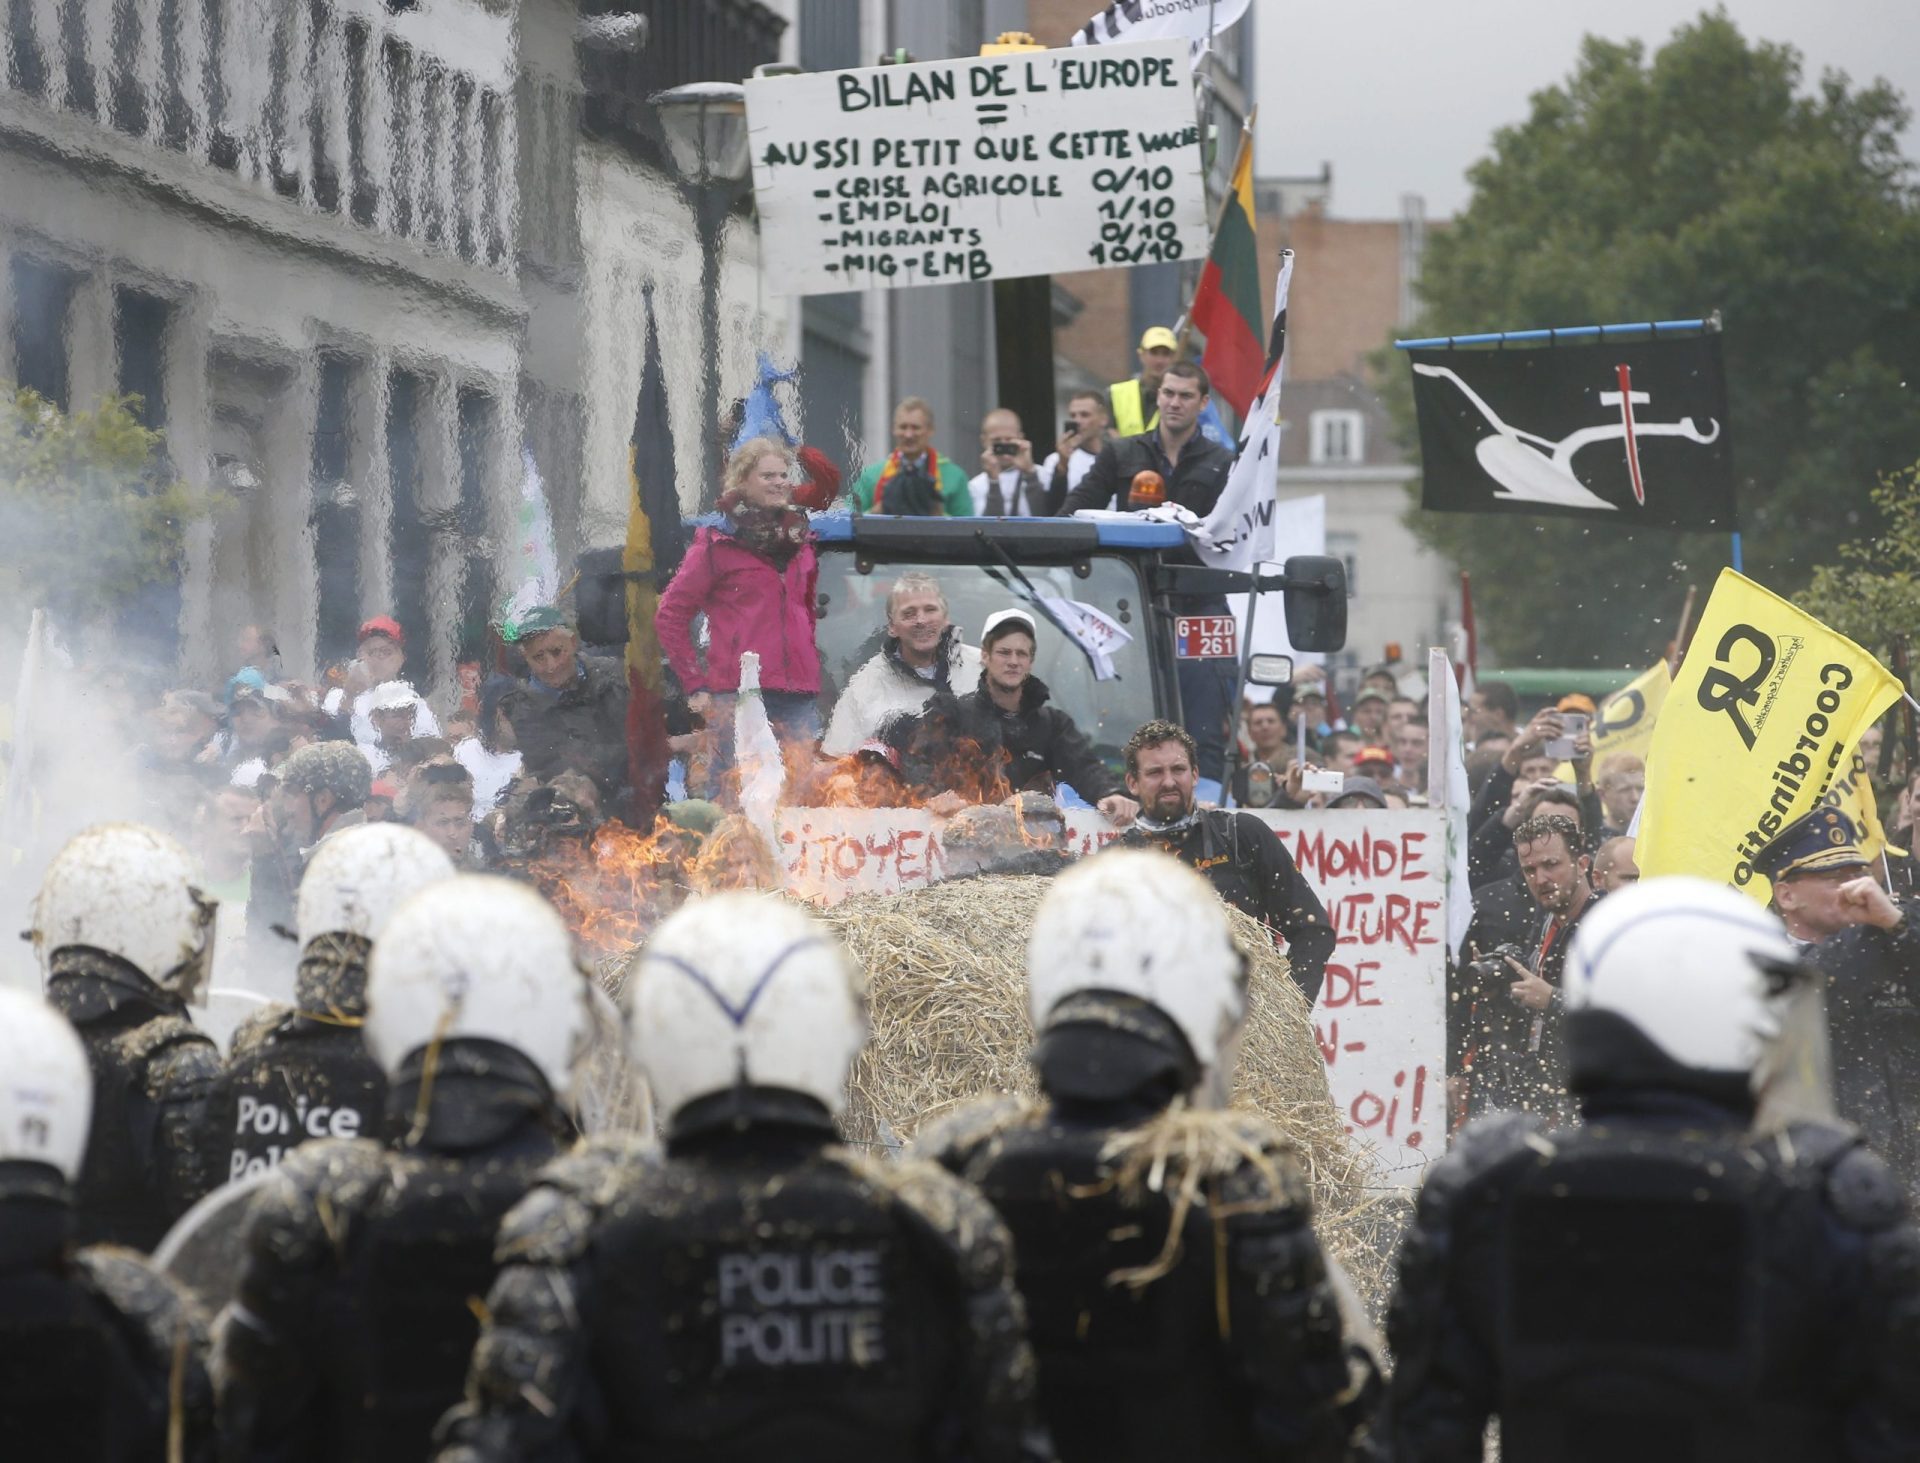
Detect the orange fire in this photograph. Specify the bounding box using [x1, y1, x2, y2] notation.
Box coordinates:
[528, 818, 695, 961]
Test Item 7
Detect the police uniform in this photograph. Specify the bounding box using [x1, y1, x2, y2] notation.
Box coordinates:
[218, 876, 585, 1463]
[0, 986, 216, 1462]
[922, 1087, 1358, 1462]
[1122, 808, 1338, 1003]
[437, 1096, 1048, 1463]
[219, 1044, 572, 1463]
[1755, 807, 1920, 1195]
[0, 1171, 217, 1461]
[1387, 877, 1920, 1459]
[217, 936, 390, 1185]
[46, 953, 223, 1251]
[437, 891, 1049, 1463]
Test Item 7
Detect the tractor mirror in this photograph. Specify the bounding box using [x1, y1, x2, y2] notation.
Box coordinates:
[1282, 555, 1348, 653]
[1246, 653, 1294, 687]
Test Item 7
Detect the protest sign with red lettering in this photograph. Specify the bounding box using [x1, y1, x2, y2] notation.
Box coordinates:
[775, 805, 1447, 1186]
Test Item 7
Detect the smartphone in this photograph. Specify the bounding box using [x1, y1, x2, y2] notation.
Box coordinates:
[1546, 711, 1590, 761]
[1303, 767, 1346, 795]
[992, 440, 1019, 457]
[1062, 419, 1077, 437]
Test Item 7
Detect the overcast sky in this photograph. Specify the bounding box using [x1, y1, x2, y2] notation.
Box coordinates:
[1253, 0, 1920, 219]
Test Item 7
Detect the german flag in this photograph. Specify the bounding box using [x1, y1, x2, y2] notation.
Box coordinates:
[624, 285, 688, 822]
[1190, 123, 1263, 420]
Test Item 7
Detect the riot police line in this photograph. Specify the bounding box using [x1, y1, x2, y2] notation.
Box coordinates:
[5, 819, 1920, 1461]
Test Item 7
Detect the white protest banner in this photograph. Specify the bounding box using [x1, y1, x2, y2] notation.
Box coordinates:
[745, 41, 1208, 296]
[1427, 648, 1474, 960]
[1226, 493, 1325, 700]
[1071, 0, 1254, 60]
[775, 804, 1447, 1186]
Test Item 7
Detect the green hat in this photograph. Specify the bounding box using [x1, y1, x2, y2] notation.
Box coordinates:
[505, 604, 571, 642]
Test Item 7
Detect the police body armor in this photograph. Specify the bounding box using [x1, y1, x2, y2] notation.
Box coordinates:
[0, 1173, 212, 1462]
[1492, 1120, 1832, 1461]
[966, 1116, 1270, 1461]
[221, 1009, 387, 1184]
[581, 1121, 961, 1463]
[225, 1044, 568, 1463]
[48, 966, 222, 1251]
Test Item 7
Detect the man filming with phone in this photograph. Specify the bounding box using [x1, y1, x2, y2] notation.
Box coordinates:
[1466, 696, 1605, 889]
[967, 407, 1051, 517]
[1040, 390, 1111, 501]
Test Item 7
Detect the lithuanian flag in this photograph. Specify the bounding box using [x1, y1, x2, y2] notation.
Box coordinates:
[1190, 122, 1263, 420]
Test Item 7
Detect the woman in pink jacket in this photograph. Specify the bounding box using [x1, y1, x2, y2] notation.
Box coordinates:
[657, 437, 823, 783]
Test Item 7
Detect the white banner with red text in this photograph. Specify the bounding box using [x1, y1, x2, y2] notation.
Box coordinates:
[775, 805, 1448, 1186]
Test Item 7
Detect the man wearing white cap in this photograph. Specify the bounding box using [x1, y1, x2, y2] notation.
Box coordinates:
[889, 607, 1137, 825]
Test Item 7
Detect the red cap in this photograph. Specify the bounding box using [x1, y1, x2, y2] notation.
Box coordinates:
[358, 615, 404, 646]
[369, 779, 399, 800]
[1355, 745, 1395, 766]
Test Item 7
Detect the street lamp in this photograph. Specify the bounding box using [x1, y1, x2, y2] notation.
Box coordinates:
[651, 82, 752, 503]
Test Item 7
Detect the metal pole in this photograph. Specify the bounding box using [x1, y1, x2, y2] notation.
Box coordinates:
[1730, 531, 1744, 574]
[695, 184, 727, 508]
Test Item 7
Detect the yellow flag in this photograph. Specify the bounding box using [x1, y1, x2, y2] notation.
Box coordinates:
[1638, 569, 1900, 899]
[1557, 660, 1670, 783]
[1821, 749, 1887, 865]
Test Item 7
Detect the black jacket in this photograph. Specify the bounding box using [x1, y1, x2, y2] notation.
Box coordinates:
[1455, 891, 1594, 1122]
[1061, 429, 1234, 613]
[1807, 901, 1920, 1195]
[1122, 809, 1337, 1004]
[500, 655, 630, 801]
[1388, 1102, 1920, 1459]
[893, 676, 1124, 804]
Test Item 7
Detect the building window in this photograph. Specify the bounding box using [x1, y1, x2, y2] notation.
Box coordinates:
[114, 289, 172, 430]
[1309, 409, 1364, 465]
[1328, 531, 1359, 598]
[10, 257, 76, 410]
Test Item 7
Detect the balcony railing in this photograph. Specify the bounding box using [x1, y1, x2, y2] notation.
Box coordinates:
[2, 0, 519, 277]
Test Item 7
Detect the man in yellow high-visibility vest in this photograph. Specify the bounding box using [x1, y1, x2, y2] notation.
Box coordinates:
[1108, 325, 1178, 436]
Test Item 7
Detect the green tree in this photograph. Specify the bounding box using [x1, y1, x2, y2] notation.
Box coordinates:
[1800, 460, 1920, 658]
[0, 387, 218, 628]
[1383, 10, 1920, 666]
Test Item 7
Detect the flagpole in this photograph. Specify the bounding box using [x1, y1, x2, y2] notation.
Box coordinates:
[1730, 531, 1744, 573]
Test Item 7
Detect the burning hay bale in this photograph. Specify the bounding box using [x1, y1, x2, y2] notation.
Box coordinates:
[811, 873, 1404, 1308]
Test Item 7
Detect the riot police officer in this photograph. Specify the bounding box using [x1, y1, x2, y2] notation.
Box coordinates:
[0, 986, 215, 1461]
[920, 850, 1373, 1463]
[435, 893, 1052, 1463]
[218, 823, 455, 1184]
[1387, 876, 1920, 1459]
[217, 875, 590, 1463]
[32, 822, 224, 1250]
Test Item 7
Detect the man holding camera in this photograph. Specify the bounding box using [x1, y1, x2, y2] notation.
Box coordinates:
[1458, 812, 1595, 1121]
[967, 407, 1053, 517]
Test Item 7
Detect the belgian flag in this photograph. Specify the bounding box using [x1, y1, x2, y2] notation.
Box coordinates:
[624, 285, 688, 821]
[1189, 122, 1263, 420]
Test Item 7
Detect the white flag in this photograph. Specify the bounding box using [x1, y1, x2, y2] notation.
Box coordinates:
[1190, 249, 1293, 574]
[1034, 594, 1133, 681]
[1428, 647, 1475, 960]
[1071, 0, 1253, 61]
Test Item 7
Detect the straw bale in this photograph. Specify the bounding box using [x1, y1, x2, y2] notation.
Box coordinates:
[812, 874, 1407, 1313]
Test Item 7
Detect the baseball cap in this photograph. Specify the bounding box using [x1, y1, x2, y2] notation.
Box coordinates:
[369, 680, 422, 713]
[358, 615, 405, 646]
[508, 604, 571, 641]
[1138, 325, 1179, 352]
[1557, 693, 1599, 716]
[981, 608, 1038, 648]
[1354, 745, 1395, 769]
[1352, 687, 1389, 706]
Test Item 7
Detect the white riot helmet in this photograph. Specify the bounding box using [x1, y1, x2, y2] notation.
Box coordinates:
[1027, 849, 1248, 1086]
[0, 988, 93, 1181]
[630, 894, 866, 1120]
[1564, 875, 1804, 1096]
[365, 876, 591, 1096]
[31, 823, 216, 1002]
[296, 823, 456, 948]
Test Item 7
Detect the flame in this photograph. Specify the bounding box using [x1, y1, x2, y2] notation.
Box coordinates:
[527, 818, 694, 960]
